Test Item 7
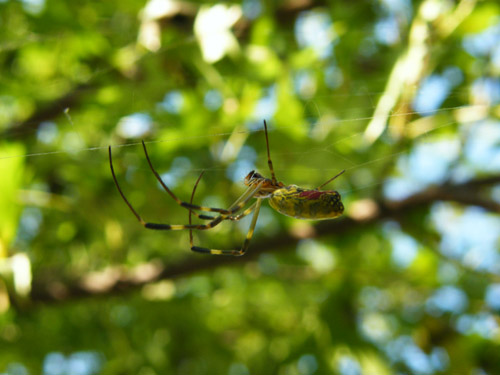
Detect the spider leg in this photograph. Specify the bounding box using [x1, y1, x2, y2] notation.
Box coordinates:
[191, 203, 258, 222]
[191, 198, 262, 256]
[188, 172, 258, 228]
[263, 120, 278, 185]
[109, 146, 145, 225]
[189, 172, 204, 246]
[184, 171, 218, 221]
[165, 184, 260, 230]
[188, 188, 259, 221]
[188, 172, 259, 249]
[142, 140, 251, 215]
[109, 145, 262, 230]
[227, 202, 258, 221]
[317, 169, 345, 190]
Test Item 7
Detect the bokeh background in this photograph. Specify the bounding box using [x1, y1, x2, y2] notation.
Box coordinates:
[1, 0, 500, 374]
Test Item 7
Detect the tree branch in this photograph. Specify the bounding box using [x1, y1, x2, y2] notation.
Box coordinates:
[3, 1, 323, 141]
[2, 83, 94, 140]
[27, 175, 500, 304]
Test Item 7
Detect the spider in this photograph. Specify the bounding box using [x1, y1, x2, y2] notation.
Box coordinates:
[109, 121, 345, 256]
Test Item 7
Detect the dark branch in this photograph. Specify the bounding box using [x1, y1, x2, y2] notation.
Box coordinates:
[2, 0, 326, 142]
[2, 83, 94, 140]
[28, 175, 500, 305]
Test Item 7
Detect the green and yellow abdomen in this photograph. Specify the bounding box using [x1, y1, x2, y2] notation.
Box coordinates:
[268, 185, 344, 220]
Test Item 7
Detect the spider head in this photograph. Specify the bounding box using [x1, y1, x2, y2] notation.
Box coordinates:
[244, 170, 284, 198]
[244, 170, 265, 187]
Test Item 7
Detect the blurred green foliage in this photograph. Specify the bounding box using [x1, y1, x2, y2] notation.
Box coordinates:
[1, 0, 500, 374]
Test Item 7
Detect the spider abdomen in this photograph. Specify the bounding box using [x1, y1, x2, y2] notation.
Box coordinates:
[268, 185, 344, 220]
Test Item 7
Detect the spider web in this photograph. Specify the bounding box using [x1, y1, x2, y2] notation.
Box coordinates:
[3, 3, 500, 375]
[0, 89, 485, 191]
[0, 24, 488, 202]
[1, 4, 497, 252]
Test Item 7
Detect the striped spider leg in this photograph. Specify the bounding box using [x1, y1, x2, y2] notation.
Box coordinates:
[188, 171, 262, 256]
[109, 141, 264, 233]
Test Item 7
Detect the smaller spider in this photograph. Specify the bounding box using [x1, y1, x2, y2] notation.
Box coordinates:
[109, 120, 344, 256]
